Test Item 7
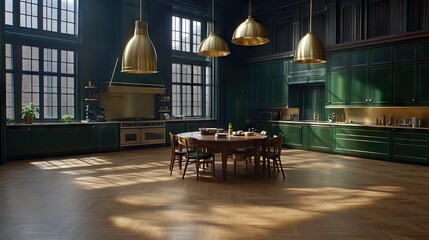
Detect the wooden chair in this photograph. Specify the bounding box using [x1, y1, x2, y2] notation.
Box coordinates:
[231, 148, 252, 176]
[169, 132, 187, 175]
[179, 137, 216, 181]
[262, 134, 285, 179]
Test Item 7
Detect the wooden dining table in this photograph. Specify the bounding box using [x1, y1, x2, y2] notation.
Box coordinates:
[176, 131, 267, 180]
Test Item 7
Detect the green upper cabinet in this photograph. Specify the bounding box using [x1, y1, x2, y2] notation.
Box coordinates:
[370, 67, 391, 104]
[393, 64, 417, 104]
[270, 61, 288, 106]
[371, 47, 391, 66]
[349, 69, 369, 104]
[326, 70, 348, 105]
[419, 63, 429, 104]
[250, 60, 288, 107]
[251, 63, 268, 107]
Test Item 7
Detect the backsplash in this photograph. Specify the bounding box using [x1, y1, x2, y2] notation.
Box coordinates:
[342, 108, 429, 127]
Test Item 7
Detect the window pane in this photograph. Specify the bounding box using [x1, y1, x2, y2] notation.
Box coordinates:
[22, 46, 39, 72]
[5, 0, 13, 25]
[60, 0, 78, 35]
[193, 21, 202, 53]
[20, 0, 38, 29]
[61, 50, 74, 74]
[22, 74, 40, 118]
[44, 48, 58, 72]
[44, 75, 58, 118]
[5, 44, 13, 70]
[43, 0, 59, 32]
[61, 76, 75, 116]
[6, 73, 15, 120]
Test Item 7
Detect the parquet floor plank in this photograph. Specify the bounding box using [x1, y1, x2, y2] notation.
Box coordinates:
[1, 147, 429, 239]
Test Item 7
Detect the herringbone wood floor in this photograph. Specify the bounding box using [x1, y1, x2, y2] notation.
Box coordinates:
[1, 147, 429, 240]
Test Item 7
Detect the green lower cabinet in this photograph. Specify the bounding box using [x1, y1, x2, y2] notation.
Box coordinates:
[307, 125, 334, 151]
[392, 129, 428, 163]
[97, 124, 120, 150]
[335, 126, 390, 158]
[6, 127, 32, 156]
[74, 125, 97, 151]
[52, 127, 75, 151]
[7, 123, 120, 159]
[32, 127, 53, 153]
[273, 123, 303, 147]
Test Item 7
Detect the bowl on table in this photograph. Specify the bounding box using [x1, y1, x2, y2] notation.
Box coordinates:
[199, 128, 218, 135]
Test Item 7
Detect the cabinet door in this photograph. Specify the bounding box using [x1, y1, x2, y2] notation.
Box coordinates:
[274, 124, 302, 147]
[308, 125, 333, 151]
[52, 127, 74, 151]
[393, 65, 416, 104]
[253, 64, 267, 107]
[98, 124, 120, 150]
[392, 130, 428, 163]
[6, 127, 32, 156]
[326, 71, 348, 105]
[349, 69, 369, 104]
[370, 67, 390, 104]
[418, 63, 429, 104]
[335, 127, 390, 158]
[271, 76, 288, 106]
[74, 125, 97, 150]
[32, 127, 53, 153]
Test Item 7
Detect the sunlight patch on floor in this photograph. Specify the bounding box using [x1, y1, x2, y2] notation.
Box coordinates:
[31, 156, 113, 169]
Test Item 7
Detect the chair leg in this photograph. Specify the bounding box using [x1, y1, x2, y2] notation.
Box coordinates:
[267, 157, 271, 178]
[277, 157, 285, 179]
[182, 158, 190, 179]
[196, 160, 199, 181]
[169, 153, 175, 175]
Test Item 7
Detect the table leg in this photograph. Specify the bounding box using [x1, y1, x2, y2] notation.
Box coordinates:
[254, 141, 260, 176]
[221, 145, 228, 180]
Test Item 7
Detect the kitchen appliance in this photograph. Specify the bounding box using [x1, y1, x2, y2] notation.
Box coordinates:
[258, 111, 280, 120]
[117, 119, 166, 148]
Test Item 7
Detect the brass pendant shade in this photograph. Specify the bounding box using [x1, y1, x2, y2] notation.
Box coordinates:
[122, 20, 158, 74]
[294, 33, 326, 63]
[294, 0, 326, 64]
[197, 0, 230, 57]
[197, 32, 231, 57]
[232, 0, 269, 46]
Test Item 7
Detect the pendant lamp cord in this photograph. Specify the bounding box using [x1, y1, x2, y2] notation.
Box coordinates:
[211, 0, 215, 33]
[248, 0, 252, 17]
[140, 0, 142, 21]
[309, 0, 312, 33]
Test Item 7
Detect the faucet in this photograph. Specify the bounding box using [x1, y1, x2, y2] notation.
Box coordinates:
[329, 112, 337, 122]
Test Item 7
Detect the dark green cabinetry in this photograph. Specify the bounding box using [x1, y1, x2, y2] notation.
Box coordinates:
[273, 123, 303, 147]
[307, 125, 334, 151]
[393, 65, 417, 104]
[250, 60, 288, 107]
[97, 124, 120, 150]
[7, 123, 120, 159]
[326, 70, 348, 105]
[392, 129, 429, 163]
[335, 126, 390, 159]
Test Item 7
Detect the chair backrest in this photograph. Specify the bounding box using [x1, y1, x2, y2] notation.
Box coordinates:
[170, 132, 178, 154]
[185, 137, 199, 150]
[268, 134, 283, 156]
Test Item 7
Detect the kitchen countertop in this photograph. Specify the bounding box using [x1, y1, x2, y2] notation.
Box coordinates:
[252, 119, 429, 130]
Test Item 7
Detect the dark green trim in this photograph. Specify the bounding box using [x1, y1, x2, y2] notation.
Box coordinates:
[1, 0, 6, 164]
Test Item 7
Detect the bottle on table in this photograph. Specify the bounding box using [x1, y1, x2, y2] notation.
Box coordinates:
[228, 123, 233, 135]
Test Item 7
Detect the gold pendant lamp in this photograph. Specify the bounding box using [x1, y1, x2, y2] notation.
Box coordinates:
[294, 0, 326, 63]
[231, 0, 269, 46]
[197, 0, 231, 57]
[121, 0, 158, 74]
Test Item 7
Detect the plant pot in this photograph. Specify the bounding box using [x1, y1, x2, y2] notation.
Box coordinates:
[24, 116, 33, 124]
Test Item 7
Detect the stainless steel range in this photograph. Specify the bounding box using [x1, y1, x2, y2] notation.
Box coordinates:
[117, 119, 166, 148]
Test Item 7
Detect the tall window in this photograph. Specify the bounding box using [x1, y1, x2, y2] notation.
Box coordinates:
[172, 13, 213, 118]
[5, 44, 15, 120]
[4, 0, 79, 121]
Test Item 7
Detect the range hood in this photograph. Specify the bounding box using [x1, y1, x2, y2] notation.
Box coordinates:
[105, 57, 165, 94]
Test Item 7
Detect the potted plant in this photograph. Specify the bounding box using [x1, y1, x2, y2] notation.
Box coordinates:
[61, 114, 73, 123]
[22, 103, 40, 124]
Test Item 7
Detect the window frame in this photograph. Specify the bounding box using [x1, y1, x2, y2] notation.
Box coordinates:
[171, 8, 215, 118]
[4, 0, 79, 122]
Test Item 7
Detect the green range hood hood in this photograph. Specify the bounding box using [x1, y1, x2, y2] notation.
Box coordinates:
[105, 57, 165, 94]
